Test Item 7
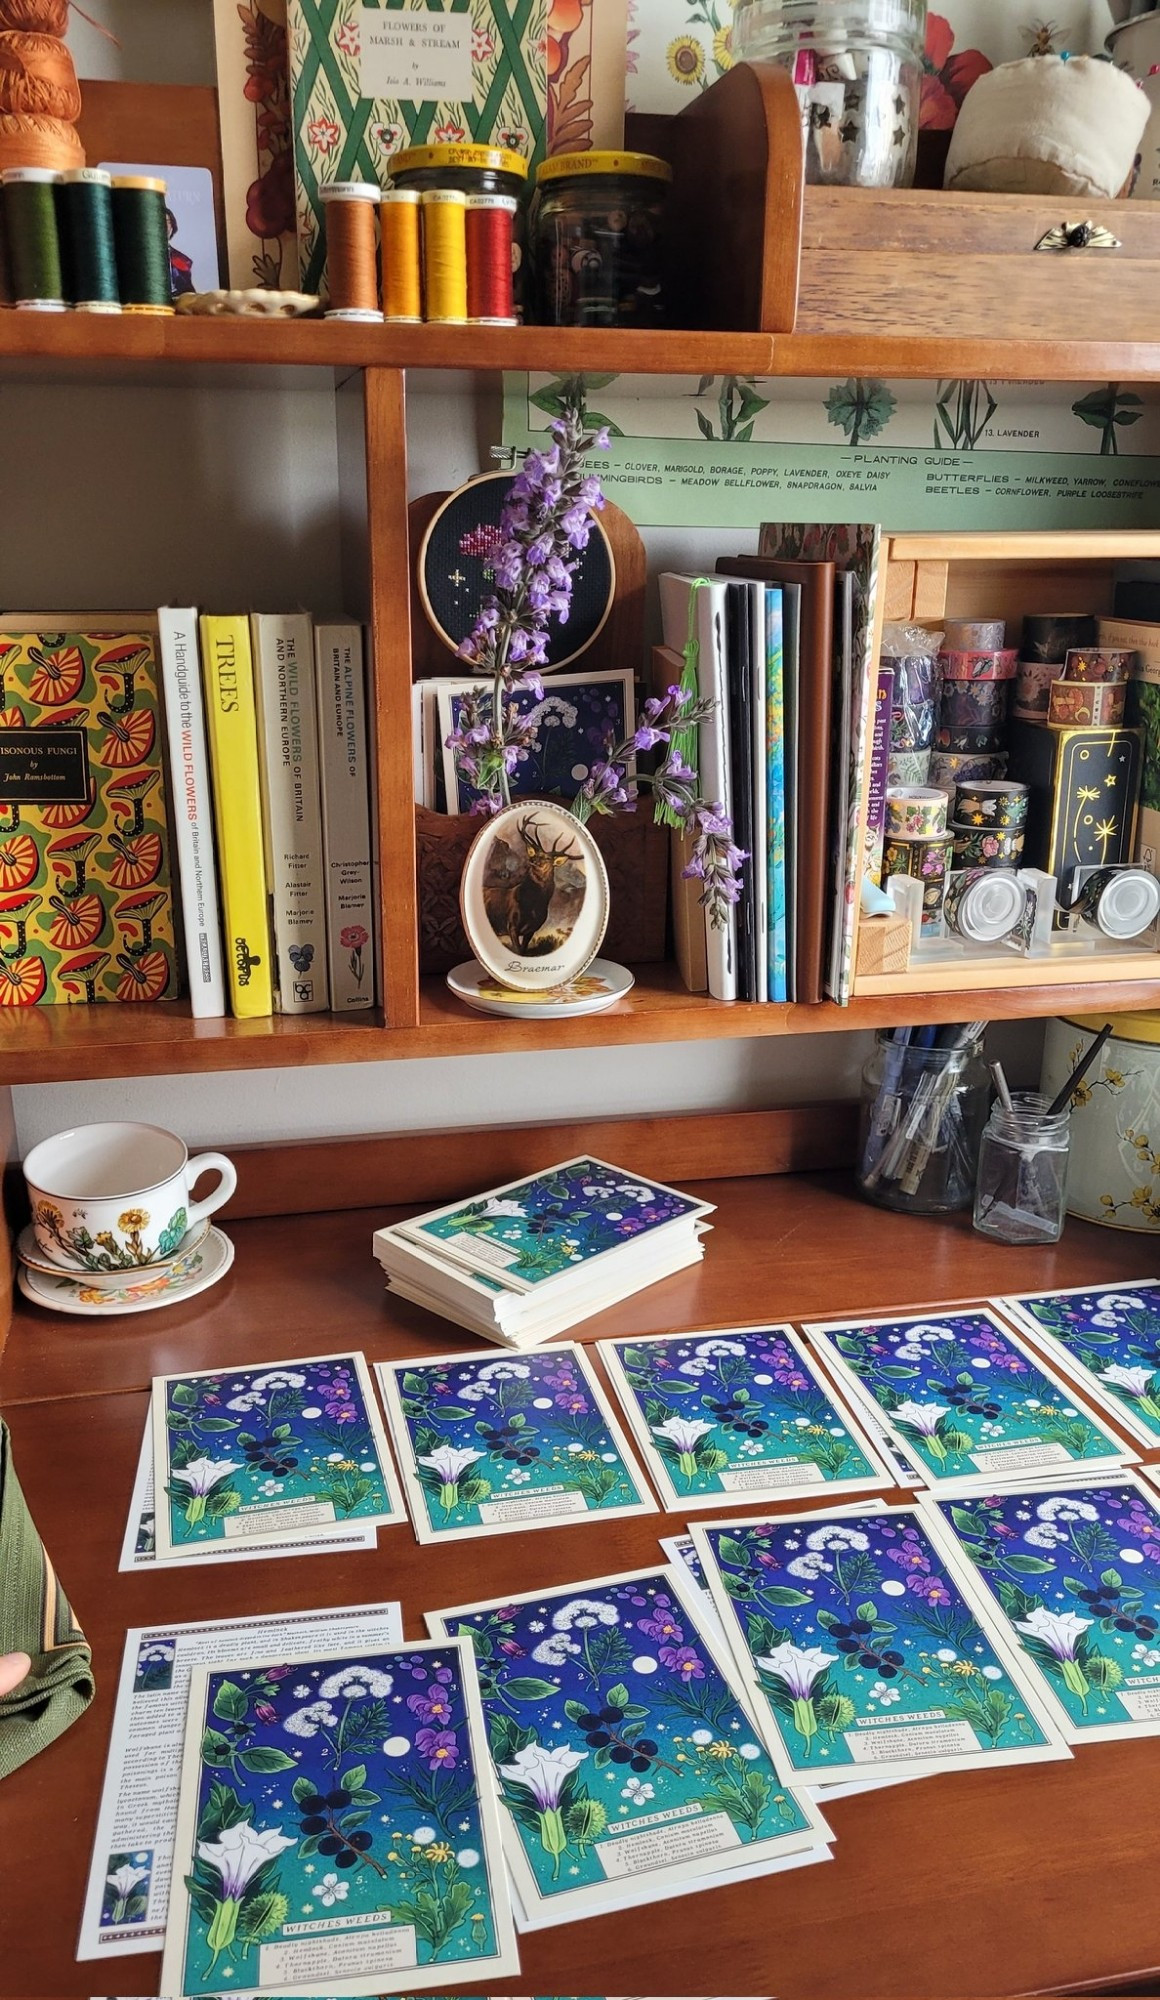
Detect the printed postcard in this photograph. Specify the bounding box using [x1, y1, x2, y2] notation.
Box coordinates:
[999, 1282, 1160, 1450]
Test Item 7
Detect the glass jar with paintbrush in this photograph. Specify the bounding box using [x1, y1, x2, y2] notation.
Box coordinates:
[972, 1023, 1111, 1245]
[857, 1023, 990, 1214]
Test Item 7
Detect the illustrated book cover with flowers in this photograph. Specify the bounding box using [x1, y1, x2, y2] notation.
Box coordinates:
[600, 1325, 898, 1511]
[427, 1564, 830, 1928]
[77, 1603, 403, 1963]
[692, 1506, 1070, 1786]
[288, 0, 548, 294]
[0, 618, 176, 1008]
[150, 1353, 405, 1560]
[922, 1474, 1160, 1746]
[999, 1283, 1160, 1450]
[161, 1638, 517, 1996]
[376, 1346, 653, 1543]
[802, 1308, 1135, 1496]
[214, 0, 301, 288]
[394, 1155, 713, 1294]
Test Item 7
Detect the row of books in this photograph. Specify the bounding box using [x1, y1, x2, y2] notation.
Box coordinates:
[161, 611, 377, 1019]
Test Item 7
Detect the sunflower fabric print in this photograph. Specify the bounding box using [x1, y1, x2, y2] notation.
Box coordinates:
[0, 627, 175, 1006]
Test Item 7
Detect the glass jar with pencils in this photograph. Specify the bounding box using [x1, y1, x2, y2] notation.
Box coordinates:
[857, 1024, 990, 1214]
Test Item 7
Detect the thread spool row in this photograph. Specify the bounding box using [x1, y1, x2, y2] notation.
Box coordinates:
[0, 164, 173, 312]
[320, 177, 516, 327]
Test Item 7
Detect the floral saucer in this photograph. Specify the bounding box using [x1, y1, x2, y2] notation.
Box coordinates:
[17, 1228, 234, 1315]
[16, 1216, 211, 1286]
[446, 957, 633, 1018]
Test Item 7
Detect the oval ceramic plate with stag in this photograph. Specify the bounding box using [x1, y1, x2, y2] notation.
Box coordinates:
[459, 799, 610, 992]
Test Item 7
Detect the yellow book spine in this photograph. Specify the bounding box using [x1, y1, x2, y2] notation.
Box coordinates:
[200, 615, 274, 1017]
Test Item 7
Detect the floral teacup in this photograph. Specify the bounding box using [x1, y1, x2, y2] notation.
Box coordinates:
[24, 1120, 236, 1274]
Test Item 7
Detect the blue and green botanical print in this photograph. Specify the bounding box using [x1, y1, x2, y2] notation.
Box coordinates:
[1005, 1285, 1160, 1444]
[388, 1350, 648, 1536]
[814, 1311, 1121, 1484]
[609, 1327, 884, 1503]
[410, 1158, 703, 1286]
[935, 1482, 1160, 1733]
[441, 1574, 813, 1910]
[700, 1510, 1053, 1777]
[160, 1356, 395, 1548]
[176, 1647, 505, 1995]
[100, 1848, 152, 1928]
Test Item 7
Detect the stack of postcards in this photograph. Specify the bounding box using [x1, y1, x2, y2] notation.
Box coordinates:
[373, 1156, 714, 1347]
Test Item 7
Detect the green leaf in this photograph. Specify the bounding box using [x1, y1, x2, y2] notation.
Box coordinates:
[1004, 1554, 1058, 1574]
[504, 1677, 561, 1701]
[716, 1535, 752, 1568]
[171, 1383, 198, 1406]
[197, 1417, 238, 1432]
[201, 1727, 233, 1768]
[212, 1679, 249, 1723]
[351, 1787, 380, 1805]
[594, 1742, 612, 1768]
[815, 1608, 839, 1630]
[292, 1775, 317, 1806]
[341, 1765, 367, 1793]
[1101, 1567, 1123, 1589]
[622, 1702, 650, 1720]
[855, 1601, 878, 1624]
[238, 1746, 297, 1774]
[166, 1411, 191, 1429]
[272, 1423, 293, 1440]
[695, 408, 715, 440]
[564, 1698, 589, 1723]
[877, 1365, 919, 1379]
[721, 1573, 754, 1599]
[761, 1585, 814, 1606]
[606, 1682, 630, 1710]
[951, 1507, 983, 1536]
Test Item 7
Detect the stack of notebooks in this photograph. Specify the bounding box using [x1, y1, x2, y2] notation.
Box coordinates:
[373, 1155, 713, 1346]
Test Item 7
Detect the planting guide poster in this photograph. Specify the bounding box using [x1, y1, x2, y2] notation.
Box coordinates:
[77, 1604, 403, 1962]
[503, 374, 1160, 530]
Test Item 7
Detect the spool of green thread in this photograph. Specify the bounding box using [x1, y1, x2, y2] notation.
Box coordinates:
[110, 174, 173, 314]
[57, 167, 121, 313]
[1, 168, 65, 312]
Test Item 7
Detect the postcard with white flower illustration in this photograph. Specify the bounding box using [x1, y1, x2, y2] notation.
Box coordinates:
[394, 1156, 713, 1293]
[920, 1473, 1160, 1747]
[802, 1308, 1135, 1495]
[161, 1638, 518, 1997]
[150, 1353, 405, 1561]
[691, 1507, 1070, 1787]
[997, 1283, 1160, 1450]
[601, 1324, 899, 1511]
[426, 1565, 830, 1929]
[376, 1347, 653, 1545]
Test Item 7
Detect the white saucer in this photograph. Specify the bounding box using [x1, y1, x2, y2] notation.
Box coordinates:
[17, 1227, 234, 1315]
[17, 1216, 211, 1286]
[446, 957, 634, 1018]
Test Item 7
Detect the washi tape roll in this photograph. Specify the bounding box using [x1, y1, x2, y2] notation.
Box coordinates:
[951, 822, 1026, 869]
[936, 725, 1009, 754]
[1068, 867, 1160, 939]
[888, 750, 932, 787]
[1014, 657, 1063, 716]
[943, 619, 1005, 651]
[891, 697, 938, 752]
[1021, 613, 1098, 664]
[939, 678, 1011, 729]
[1048, 679, 1128, 727]
[882, 831, 954, 934]
[943, 652, 1019, 686]
[930, 750, 1009, 790]
[952, 779, 1029, 831]
[885, 786, 948, 838]
[944, 867, 1028, 943]
[1062, 647, 1136, 685]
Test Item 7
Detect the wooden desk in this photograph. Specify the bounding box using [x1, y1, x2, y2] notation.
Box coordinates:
[3, 1171, 1160, 1998]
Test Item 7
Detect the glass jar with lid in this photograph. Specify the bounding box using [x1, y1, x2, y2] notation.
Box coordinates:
[389, 143, 529, 315]
[733, 0, 927, 188]
[532, 150, 671, 326]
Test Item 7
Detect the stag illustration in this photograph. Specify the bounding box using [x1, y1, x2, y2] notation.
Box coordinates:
[484, 814, 582, 955]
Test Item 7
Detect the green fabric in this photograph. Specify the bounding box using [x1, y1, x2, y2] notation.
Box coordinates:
[0, 1416, 93, 1780]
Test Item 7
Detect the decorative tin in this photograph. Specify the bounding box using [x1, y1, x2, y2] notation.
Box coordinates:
[1048, 679, 1128, 728]
[1041, 1013, 1160, 1228]
[1014, 657, 1064, 717]
[938, 647, 1018, 682]
[881, 829, 953, 934]
[952, 780, 1029, 831]
[951, 821, 1026, 869]
[930, 750, 1009, 790]
[1064, 866, 1160, 939]
[1021, 613, 1098, 664]
[1008, 720, 1143, 876]
[943, 619, 1005, 651]
[944, 867, 1029, 944]
[1062, 647, 1137, 685]
[885, 785, 947, 838]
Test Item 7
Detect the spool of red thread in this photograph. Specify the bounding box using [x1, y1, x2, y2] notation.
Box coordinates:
[465, 192, 516, 325]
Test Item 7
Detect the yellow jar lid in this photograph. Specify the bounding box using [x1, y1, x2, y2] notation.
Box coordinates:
[537, 149, 673, 184]
[1065, 1011, 1160, 1047]
[392, 143, 528, 179]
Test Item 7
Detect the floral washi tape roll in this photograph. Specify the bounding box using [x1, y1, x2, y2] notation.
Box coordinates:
[929, 749, 1009, 790]
[936, 724, 1008, 754]
[944, 866, 1029, 943]
[887, 749, 932, 786]
[1062, 647, 1137, 685]
[943, 619, 1005, 651]
[885, 785, 947, 838]
[1068, 866, 1160, 939]
[952, 779, 1028, 830]
[1048, 679, 1127, 727]
[1014, 657, 1064, 717]
[882, 831, 954, 934]
[1021, 612, 1097, 663]
[951, 821, 1026, 869]
[939, 677, 1011, 729]
[938, 647, 1019, 682]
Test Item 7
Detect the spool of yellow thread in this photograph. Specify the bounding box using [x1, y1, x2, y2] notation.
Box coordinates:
[421, 186, 466, 324]
[380, 187, 421, 323]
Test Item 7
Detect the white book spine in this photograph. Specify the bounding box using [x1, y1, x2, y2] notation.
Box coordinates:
[315, 622, 376, 1012]
[251, 612, 329, 1013]
[157, 606, 227, 1019]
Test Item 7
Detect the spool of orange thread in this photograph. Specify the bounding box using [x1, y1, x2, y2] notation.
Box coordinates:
[421, 186, 467, 324]
[380, 187, 421, 323]
[465, 192, 516, 324]
[320, 180, 382, 321]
